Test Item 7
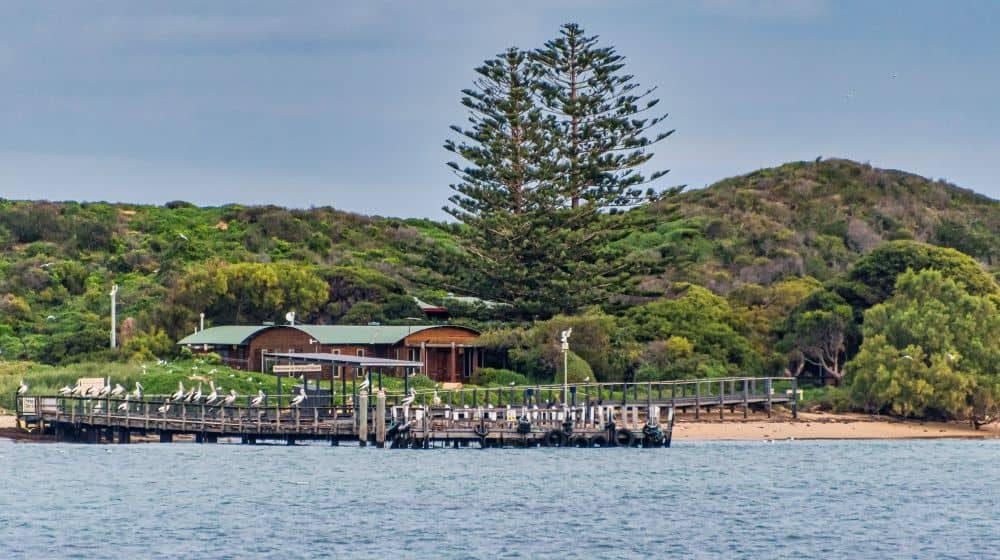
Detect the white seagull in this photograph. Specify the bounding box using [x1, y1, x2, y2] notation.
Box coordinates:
[178, 232, 189, 241]
[290, 387, 307, 408]
[432, 390, 442, 406]
[16, 380, 28, 395]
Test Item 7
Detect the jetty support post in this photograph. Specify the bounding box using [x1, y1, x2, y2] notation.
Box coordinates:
[358, 389, 368, 447]
[766, 378, 773, 418]
[695, 381, 701, 420]
[375, 390, 386, 448]
[792, 377, 798, 419]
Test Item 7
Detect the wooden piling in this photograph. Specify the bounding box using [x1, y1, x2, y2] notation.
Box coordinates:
[358, 389, 368, 447]
[375, 390, 386, 448]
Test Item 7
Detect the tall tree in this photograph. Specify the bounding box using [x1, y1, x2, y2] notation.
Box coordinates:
[445, 27, 678, 318]
[532, 23, 674, 209]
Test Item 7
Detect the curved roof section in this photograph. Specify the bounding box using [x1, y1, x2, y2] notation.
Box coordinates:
[178, 324, 478, 346]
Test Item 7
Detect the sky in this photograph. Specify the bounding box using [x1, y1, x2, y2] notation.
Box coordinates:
[0, 0, 997, 218]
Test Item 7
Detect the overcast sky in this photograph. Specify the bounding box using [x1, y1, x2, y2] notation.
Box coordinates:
[0, 0, 996, 218]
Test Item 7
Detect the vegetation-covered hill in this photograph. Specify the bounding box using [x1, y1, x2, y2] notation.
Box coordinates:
[632, 158, 998, 295]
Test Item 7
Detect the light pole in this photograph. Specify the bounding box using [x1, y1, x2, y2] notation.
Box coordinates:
[110, 284, 119, 349]
[560, 328, 572, 405]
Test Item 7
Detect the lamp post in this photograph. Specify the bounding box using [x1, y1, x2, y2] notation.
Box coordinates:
[560, 328, 572, 405]
[109, 284, 119, 349]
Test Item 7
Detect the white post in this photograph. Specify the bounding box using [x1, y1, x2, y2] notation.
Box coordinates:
[110, 284, 119, 349]
[560, 328, 572, 406]
[200, 312, 205, 332]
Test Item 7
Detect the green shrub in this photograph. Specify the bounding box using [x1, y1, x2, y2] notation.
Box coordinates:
[475, 367, 529, 386]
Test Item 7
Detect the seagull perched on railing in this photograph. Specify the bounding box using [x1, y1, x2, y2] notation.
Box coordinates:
[432, 390, 441, 406]
[110, 384, 126, 397]
[171, 382, 185, 401]
[250, 390, 265, 407]
[117, 394, 130, 412]
[290, 387, 307, 408]
[17, 380, 28, 395]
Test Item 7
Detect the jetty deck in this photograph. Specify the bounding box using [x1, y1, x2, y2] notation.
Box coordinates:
[15, 377, 797, 448]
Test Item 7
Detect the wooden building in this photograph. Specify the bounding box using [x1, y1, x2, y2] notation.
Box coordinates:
[177, 324, 482, 383]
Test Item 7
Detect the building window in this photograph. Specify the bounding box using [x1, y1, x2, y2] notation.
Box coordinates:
[357, 349, 365, 357]
[408, 347, 420, 362]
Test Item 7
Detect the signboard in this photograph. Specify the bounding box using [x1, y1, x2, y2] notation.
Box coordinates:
[20, 397, 35, 414]
[273, 364, 323, 373]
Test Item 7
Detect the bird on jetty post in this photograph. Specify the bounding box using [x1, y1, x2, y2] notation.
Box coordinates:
[205, 381, 219, 405]
[17, 380, 28, 396]
[290, 386, 307, 408]
[432, 389, 441, 407]
[171, 382, 185, 401]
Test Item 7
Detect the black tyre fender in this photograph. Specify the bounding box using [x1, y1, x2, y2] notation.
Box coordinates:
[474, 424, 489, 438]
[615, 428, 635, 447]
[544, 429, 566, 447]
[571, 434, 589, 448]
[589, 434, 608, 447]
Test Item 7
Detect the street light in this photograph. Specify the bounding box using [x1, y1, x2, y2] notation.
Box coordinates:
[560, 328, 572, 405]
[110, 284, 119, 349]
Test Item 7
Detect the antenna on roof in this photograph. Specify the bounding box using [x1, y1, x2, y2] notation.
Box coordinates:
[285, 311, 296, 326]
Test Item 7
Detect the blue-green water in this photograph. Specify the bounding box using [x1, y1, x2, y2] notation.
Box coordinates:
[0, 438, 997, 559]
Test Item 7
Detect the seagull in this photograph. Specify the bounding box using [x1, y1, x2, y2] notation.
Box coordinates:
[209, 368, 217, 374]
[110, 384, 126, 397]
[39, 262, 54, 268]
[178, 233, 189, 241]
[171, 381, 185, 401]
[946, 353, 957, 362]
[221, 390, 237, 407]
[205, 381, 219, 405]
[156, 359, 166, 366]
[46, 315, 57, 321]
[358, 378, 370, 392]
[58, 385, 74, 396]
[432, 390, 441, 406]
[17, 380, 28, 395]
[890, 72, 898, 79]
[250, 390, 265, 407]
[508, 381, 516, 387]
[901, 355, 914, 361]
[844, 92, 855, 100]
[117, 394, 131, 412]
[290, 387, 307, 408]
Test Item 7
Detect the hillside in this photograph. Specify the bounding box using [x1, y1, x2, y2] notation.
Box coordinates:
[632, 158, 999, 295]
[1, 158, 997, 366]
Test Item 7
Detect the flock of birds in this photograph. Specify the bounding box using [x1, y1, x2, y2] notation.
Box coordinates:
[44, 377, 310, 416]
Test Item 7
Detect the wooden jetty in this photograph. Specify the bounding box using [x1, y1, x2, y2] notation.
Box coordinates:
[15, 377, 797, 448]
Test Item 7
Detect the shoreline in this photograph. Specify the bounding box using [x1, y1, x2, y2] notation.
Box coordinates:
[2, 412, 997, 443]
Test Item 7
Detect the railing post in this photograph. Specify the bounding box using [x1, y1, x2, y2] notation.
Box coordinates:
[719, 379, 725, 420]
[792, 377, 799, 419]
[742, 379, 749, 419]
[695, 381, 701, 420]
[766, 378, 773, 418]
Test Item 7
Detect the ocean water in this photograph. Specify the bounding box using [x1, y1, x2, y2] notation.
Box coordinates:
[0, 438, 996, 559]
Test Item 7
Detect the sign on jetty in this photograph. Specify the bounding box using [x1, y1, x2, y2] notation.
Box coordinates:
[15, 377, 797, 448]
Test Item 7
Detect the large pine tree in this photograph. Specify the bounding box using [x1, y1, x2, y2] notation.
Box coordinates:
[445, 26, 677, 318]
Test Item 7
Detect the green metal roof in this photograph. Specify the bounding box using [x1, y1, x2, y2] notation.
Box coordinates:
[178, 324, 477, 346]
[177, 326, 268, 346]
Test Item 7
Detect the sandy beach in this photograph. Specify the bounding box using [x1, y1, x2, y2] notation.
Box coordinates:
[672, 411, 999, 440]
[2, 412, 997, 442]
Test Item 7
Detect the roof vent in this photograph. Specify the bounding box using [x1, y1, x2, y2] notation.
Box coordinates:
[367, 321, 381, 326]
[262, 321, 275, 326]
